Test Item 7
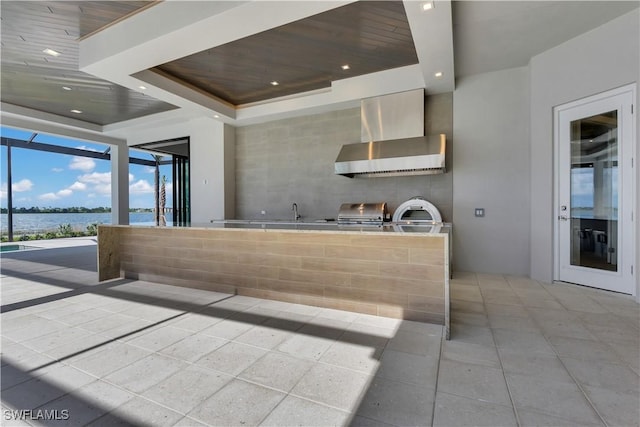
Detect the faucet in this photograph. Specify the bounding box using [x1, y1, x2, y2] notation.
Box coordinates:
[292, 203, 301, 221]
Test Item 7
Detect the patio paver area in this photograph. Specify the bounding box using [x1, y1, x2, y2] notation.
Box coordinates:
[1, 240, 638, 426]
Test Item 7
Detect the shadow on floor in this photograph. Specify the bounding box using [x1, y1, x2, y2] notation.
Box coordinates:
[1, 358, 141, 426]
[0, 246, 97, 273]
[1, 243, 444, 426]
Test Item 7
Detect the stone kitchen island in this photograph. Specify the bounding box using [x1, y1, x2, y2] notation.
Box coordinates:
[98, 222, 451, 337]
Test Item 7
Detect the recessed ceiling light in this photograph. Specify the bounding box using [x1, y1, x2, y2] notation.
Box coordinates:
[70, 109, 82, 114]
[422, 2, 434, 11]
[138, 85, 147, 90]
[43, 48, 61, 57]
[62, 86, 72, 91]
[341, 64, 350, 70]
[270, 81, 279, 86]
[434, 71, 443, 78]
[214, 114, 220, 119]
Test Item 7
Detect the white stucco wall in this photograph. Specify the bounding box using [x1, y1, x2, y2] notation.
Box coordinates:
[110, 143, 130, 225]
[118, 116, 235, 223]
[529, 9, 639, 285]
[452, 66, 531, 275]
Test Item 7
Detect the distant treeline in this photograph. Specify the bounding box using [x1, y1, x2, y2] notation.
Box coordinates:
[1, 207, 154, 213]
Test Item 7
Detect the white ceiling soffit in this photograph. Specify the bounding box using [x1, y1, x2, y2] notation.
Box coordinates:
[235, 64, 426, 125]
[79, 0, 442, 126]
[404, 0, 455, 94]
[1, 103, 125, 146]
[453, 1, 640, 78]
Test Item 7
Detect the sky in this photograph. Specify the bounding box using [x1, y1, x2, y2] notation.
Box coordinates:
[1, 127, 172, 209]
[570, 166, 618, 210]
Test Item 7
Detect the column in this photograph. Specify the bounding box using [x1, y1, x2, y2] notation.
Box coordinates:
[111, 143, 129, 225]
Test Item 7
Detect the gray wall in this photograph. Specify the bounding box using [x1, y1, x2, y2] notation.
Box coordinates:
[529, 9, 639, 283]
[452, 67, 531, 275]
[222, 124, 236, 219]
[235, 94, 453, 221]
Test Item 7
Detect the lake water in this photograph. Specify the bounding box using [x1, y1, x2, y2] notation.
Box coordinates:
[0, 212, 160, 234]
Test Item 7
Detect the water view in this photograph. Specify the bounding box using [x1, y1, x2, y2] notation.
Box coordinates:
[0, 212, 158, 235]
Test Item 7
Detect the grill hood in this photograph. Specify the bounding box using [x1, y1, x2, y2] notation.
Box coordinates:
[335, 90, 446, 178]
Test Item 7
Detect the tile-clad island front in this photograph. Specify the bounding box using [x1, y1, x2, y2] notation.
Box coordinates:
[98, 222, 451, 338]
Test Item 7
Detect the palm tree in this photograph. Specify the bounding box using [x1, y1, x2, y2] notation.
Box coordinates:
[160, 175, 167, 226]
[152, 155, 162, 226]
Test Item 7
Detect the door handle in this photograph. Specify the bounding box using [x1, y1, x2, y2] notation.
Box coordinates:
[558, 215, 569, 221]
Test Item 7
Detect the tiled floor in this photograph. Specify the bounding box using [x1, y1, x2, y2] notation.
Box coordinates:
[1, 240, 639, 426]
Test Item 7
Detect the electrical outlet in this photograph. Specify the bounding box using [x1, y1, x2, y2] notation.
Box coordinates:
[474, 208, 485, 217]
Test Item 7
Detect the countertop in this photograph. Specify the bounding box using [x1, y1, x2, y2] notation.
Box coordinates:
[186, 220, 452, 234]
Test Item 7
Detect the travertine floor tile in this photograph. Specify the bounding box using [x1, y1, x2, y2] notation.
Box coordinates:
[159, 333, 228, 363]
[142, 365, 232, 413]
[234, 324, 293, 350]
[517, 408, 604, 427]
[356, 376, 433, 426]
[583, 385, 640, 427]
[75, 313, 142, 334]
[69, 342, 151, 377]
[349, 415, 395, 427]
[194, 341, 267, 376]
[238, 351, 314, 393]
[126, 326, 193, 352]
[433, 392, 517, 427]
[291, 363, 371, 412]
[319, 341, 382, 374]
[71, 380, 135, 412]
[386, 330, 441, 358]
[449, 323, 495, 347]
[440, 340, 501, 368]
[506, 373, 603, 425]
[376, 349, 438, 386]
[487, 314, 539, 332]
[200, 318, 257, 340]
[3, 244, 638, 427]
[277, 333, 336, 361]
[189, 379, 285, 426]
[173, 416, 208, 427]
[437, 359, 511, 406]
[547, 335, 625, 364]
[166, 312, 225, 332]
[33, 386, 117, 427]
[2, 374, 76, 411]
[103, 354, 186, 394]
[561, 357, 640, 395]
[492, 329, 555, 355]
[497, 349, 574, 383]
[88, 396, 184, 427]
[260, 395, 350, 427]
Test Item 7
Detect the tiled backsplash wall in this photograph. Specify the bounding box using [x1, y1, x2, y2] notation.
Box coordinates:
[235, 93, 453, 222]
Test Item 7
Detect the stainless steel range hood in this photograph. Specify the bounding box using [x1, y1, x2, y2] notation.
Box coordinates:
[335, 90, 446, 178]
[335, 135, 446, 178]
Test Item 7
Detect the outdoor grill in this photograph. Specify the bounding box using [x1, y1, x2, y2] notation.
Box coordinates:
[337, 202, 389, 225]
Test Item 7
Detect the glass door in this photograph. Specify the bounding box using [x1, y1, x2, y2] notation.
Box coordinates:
[555, 85, 635, 295]
[173, 155, 190, 226]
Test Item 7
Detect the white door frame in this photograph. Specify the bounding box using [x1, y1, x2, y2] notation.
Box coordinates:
[553, 83, 636, 296]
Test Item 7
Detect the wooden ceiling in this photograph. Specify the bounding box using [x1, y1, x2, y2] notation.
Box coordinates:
[0, 1, 177, 126]
[1, 1, 418, 125]
[154, 1, 418, 105]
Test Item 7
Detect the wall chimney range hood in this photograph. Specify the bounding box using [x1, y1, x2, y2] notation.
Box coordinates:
[335, 135, 446, 178]
[335, 89, 446, 178]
